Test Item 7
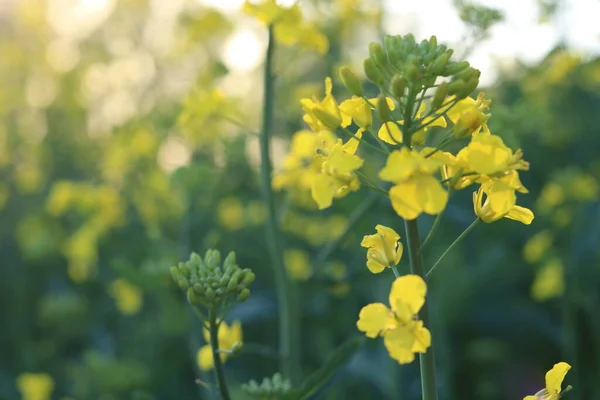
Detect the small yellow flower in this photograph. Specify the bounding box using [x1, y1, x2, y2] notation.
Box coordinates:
[284, 248, 312, 280]
[523, 230, 553, 264]
[197, 321, 243, 371]
[109, 279, 143, 316]
[523, 362, 571, 400]
[531, 258, 565, 302]
[446, 92, 491, 138]
[357, 275, 431, 364]
[16, 373, 54, 400]
[217, 197, 245, 231]
[301, 78, 342, 131]
[361, 225, 403, 273]
[473, 181, 534, 225]
[457, 134, 529, 176]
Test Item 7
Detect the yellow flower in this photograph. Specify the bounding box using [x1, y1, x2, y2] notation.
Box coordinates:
[311, 130, 364, 209]
[523, 362, 571, 400]
[284, 248, 312, 280]
[197, 321, 243, 371]
[361, 225, 403, 273]
[473, 181, 534, 224]
[379, 148, 448, 220]
[357, 275, 431, 364]
[523, 230, 553, 264]
[531, 258, 565, 302]
[300, 78, 342, 131]
[377, 102, 447, 145]
[272, 130, 322, 193]
[340, 97, 394, 129]
[457, 134, 529, 177]
[217, 197, 245, 231]
[16, 373, 54, 400]
[109, 279, 143, 315]
[446, 92, 491, 138]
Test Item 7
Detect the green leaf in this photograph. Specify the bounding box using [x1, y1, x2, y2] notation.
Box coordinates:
[286, 335, 365, 400]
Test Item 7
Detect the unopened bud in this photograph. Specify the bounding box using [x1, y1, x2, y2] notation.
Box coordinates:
[456, 76, 479, 99]
[369, 42, 387, 68]
[363, 58, 384, 86]
[237, 288, 250, 302]
[390, 75, 405, 99]
[429, 35, 438, 49]
[339, 66, 363, 97]
[241, 270, 255, 286]
[405, 62, 420, 82]
[312, 107, 342, 130]
[447, 79, 468, 96]
[429, 49, 454, 75]
[432, 82, 448, 109]
[441, 61, 470, 76]
[376, 96, 391, 122]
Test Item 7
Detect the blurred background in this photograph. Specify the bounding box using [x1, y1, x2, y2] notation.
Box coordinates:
[1, 0, 600, 399]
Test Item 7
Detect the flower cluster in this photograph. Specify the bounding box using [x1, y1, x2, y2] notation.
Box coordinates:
[524, 362, 571, 400]
[241, 373, 292, 398]
[357, 274, 431, 364]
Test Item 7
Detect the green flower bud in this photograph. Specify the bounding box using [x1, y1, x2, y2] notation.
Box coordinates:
[456, 76, 479, 99]
[241, 270, 255, 286]
[178, 279, 189, 290]
[190, 252, 202, 266]
[369, 42, 387, 68]
[223, 251, 236, 268]
[405, 61, 420, 82]
[215, 288, 223, 297]
[178, 262, 189, 278]
[441, 61, 470, 77]
[429, 49, 454, 75]
[237, 288, 250, 302]
[339, 66, 363, 97]
[170, 266, 181, 282]
[187, 288, 201, 305]
[363, 58, 384, 86]
[390, 75, 405, 99]
[193, 283, 203, 294]
[432, 82, 448, 109]
[454, 66, 478, 82]
[376, 96, 391, 122]
[205, 288, 215, 300]
[429, 35, 438, 49]
[447, 79, 468, 96]
[312, 107, 342, 130]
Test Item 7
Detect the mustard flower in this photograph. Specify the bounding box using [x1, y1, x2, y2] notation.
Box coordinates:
[523, 362, 571, 400]
[357, 275, 431, 364]
[16, 373, 54, 400]
[361, 225, 403, 273]
[473, 180, 534, 224]
[446, 92, 491, 138]
[109, 279, 143, 316]
[456, 133, 529, 177]
[197, 321, 243, 371]
[379, 148, 448, 220]
[311, 130, 364, 209]
[272, 130, 322, 194]
[340, 96, 394, 129]
[531, 258, 565, 302]
[300, 78, 342, 131]
[378, 102, 447, 145]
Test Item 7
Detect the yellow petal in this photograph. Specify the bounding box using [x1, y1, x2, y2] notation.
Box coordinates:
[522, 396, 538, 400]
[531, 258, 565, 301]
[378, 122, 403, 144]
[389, 182, 422, 220]
[384, 328, 416, 364]
[366, 258, 386, 273]
[410, 321, 431, 353]
[545, 362, 571, 394]
[197, 345, 214, 371]
[506, 205, 534, 225]
[341, 128, 363, 155]
[416, 174, 448, 215]
[389, 274, 427, 315]
[357, 303, 390, 338]
[311, 174, 336, 209]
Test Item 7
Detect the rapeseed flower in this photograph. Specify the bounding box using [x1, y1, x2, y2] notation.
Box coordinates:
[16, 373, 54, 400]
[523, 362, 571, 400]
[361, 225, 403, 273]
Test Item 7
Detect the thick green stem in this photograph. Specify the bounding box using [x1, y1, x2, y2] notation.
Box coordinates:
[209, 308, 231, 400]
[404, 219, 438, 400]
[258, 25, 300, 384]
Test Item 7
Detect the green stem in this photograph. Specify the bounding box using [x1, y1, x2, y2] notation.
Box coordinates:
[356, 170, 389, 196]
[209, 307, 231, 400]
[259, 25, 300, 384]
[420, 188, 453, 251]
[425, 218, 480, 278]
[340, 127, 389, 155]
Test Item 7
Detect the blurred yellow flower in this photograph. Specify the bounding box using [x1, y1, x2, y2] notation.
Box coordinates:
[361, 225, 403, 273]
[16, 373, 54, 400]
[197, 321, 243, 371]
[284, 248, 311, 280]
[531, 258, 565, 302]
[536, 182, 565, 214]
[357, 275, 431, 364]
[523, 362, 571, 400]
[301, 78, 342, 132]
[523, 230, 553, 264]
[217, 197, 245, 231]
[109, 279, 143, 315]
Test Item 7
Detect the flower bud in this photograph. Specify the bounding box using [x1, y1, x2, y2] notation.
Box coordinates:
[390, 75, 405, 99]
[312, 107, 342, 130]
[223, 251, 236, 268]
[376, 96, 392, 122]
[454, 66, 478, 82]
[429, 35, 438, 49]
[363, 58, 384, 86]
[339, 66, 363, 97]
[369, 42, 387, 68]
[405, 61, 420, 82]
[178, 279, 189, 290]
[170, 266, 181, 282]
[456, 76, 479, 99]
[241, 270, 255, 286]
[204, 288, 215, 300]
[187, 288, 201, 305]
[447, 79, 467, 96]
[429, 49, 453, 75]
[432, 82, 448, 110]
[237, 288, 250, 302]
[441, 61, 470, 76]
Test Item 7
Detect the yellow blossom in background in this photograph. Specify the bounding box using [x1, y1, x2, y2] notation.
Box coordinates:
[197, 321, 243, 371]
[473, 181, 534, 225]
[379, 148, 448, 220]
[357, 275, 431, 364]
[378, 102, 446, 145]
[284, 248, 312, 280]
[272, 130, 322, 194]
[217, 197, 245, 231]
[63, 227, 98, 283]
[246, 201, 267, 225]
[16, 373, 54, 400]
[311, 130, 363, 209]
[536, 182, 565, 214]
[531, 258, 565, 301]
[360, 225, 403, 273]
[523, 230, 553, 264]
[243, 0, 328, 55]
[109, 279, 143, 315]
[523, 362, 571, 400]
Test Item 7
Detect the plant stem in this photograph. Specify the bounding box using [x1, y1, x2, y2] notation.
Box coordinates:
[420, 189, 453, 251]
[258, 25, 300, 384]
[404, 218, 438, 400]
[425, 218, 480, 278]
[209, 307, 231, 400]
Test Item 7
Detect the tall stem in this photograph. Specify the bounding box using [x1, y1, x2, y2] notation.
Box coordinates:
[258, 25, 300, 384]
[209, 308, 231, 400]
[403, 86, 438, 400]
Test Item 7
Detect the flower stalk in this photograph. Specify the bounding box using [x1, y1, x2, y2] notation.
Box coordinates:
[209, 307, 231, 400]
[259, 25, 300, 384]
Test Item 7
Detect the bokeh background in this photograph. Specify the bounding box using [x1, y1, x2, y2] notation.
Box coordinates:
[1, 0, 600, 399]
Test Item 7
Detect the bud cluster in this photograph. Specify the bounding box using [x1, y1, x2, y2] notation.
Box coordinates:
[170, 250, 255, 307]
[241, 373, 292, 398]
[340, 34, 481, 102]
